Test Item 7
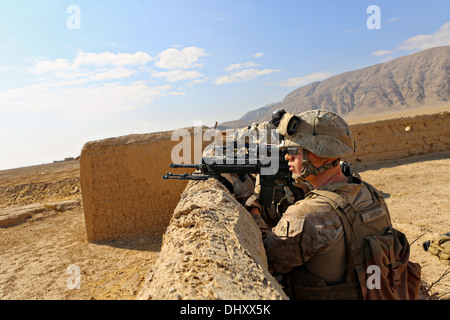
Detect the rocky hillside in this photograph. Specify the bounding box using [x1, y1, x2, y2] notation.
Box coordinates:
[218, 46, 450, 129]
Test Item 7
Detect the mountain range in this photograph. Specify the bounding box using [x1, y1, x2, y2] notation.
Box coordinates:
[217, 46, 450, 129]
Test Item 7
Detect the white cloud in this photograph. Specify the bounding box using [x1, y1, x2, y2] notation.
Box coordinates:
[30, 59, 71, 74]
[73, 51, 152, 68]
[27, 48, 209, 86]
[188, 77, 209, 87]
[155, 47, 208, 70]
[28, 51, 152, 85]
[30, 51, 152, 75]
[0, 47, 210, 121]
[49, 67, 138, 83]
[372, 22, 450, 62]
[386, 17, 399, 24]
[0, 81, 171, 120]
[0, 65, 12, 72]
[0, 48, 205, 120]
[380, 56, 395, 63]
[253, 53, 264, 58]
[397, 22, 450, 51]
[152, 69, 204, 82]
[88, 68, 137, 82]
[214, 68, 280, 84]
[224, 61, 259, 71]
[279, 72, 331, 87]
[372, 50, 392, 57]
[169, 91, 186, 96]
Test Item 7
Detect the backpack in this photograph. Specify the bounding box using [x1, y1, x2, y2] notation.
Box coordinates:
[309, 182, 421, 300]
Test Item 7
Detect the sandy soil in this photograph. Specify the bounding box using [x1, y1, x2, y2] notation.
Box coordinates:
[0, 161, 161, 300]
[1, 152, 449, 300]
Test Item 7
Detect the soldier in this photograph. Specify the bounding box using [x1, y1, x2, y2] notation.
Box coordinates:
[228, 120, 309, 229]
[233, 109, 420, 300]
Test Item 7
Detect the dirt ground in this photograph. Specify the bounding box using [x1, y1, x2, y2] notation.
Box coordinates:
[0, 154, 449, 300]
[0, 161, 162, 300]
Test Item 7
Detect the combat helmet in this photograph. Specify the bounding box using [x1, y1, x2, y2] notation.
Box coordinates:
[272, 109, 355, 180]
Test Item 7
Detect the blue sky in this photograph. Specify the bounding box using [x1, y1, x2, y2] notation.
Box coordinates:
[0, 0, 449, 170]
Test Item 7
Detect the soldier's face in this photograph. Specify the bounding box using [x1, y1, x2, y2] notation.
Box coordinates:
[285, 149, 303, 175]
[285, 149, 327, 177]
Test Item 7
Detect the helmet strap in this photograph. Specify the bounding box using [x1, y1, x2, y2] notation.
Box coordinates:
[296, 149, 340, 182]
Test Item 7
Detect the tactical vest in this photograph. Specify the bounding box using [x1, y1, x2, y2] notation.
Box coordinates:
[286, 179, 421, 300]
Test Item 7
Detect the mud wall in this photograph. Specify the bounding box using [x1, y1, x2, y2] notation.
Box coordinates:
[80, 112, 449, 242]
[80, 128, 207, 242]
[345, 111, 450, 163]
[137, 178, 288, 300]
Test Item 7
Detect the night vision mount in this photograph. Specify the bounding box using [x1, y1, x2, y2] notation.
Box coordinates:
[269, 109, 301, 136]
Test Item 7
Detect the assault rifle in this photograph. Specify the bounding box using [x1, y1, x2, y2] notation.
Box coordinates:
[163, 144, 304, 207]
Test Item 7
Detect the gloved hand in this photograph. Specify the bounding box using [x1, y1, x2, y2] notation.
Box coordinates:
[229, 174, 260, 209]
[230, 174, 254, 201]
[284, 186, 296, 204]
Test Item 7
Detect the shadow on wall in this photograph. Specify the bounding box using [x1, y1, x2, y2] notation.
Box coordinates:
[91, 233, 163, 252]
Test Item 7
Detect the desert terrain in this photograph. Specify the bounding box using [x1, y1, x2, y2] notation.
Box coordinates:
[0, 112, 449, 300]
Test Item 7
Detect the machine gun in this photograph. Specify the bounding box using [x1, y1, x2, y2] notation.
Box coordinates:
[163, 144, 305, 207]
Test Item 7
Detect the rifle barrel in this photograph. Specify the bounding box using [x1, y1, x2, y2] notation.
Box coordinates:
[169, 163, 200, 168]
[162, 172, 208, 180]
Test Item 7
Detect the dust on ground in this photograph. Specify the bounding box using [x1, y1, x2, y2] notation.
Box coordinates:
[0, 153, 449, 300]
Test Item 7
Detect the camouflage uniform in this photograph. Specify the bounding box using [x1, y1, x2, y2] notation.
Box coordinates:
[252, 174, 379, 283]
[236, 110, 420, 299]
[251, 110, 366, 298]
[240, 111, 354, 284]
